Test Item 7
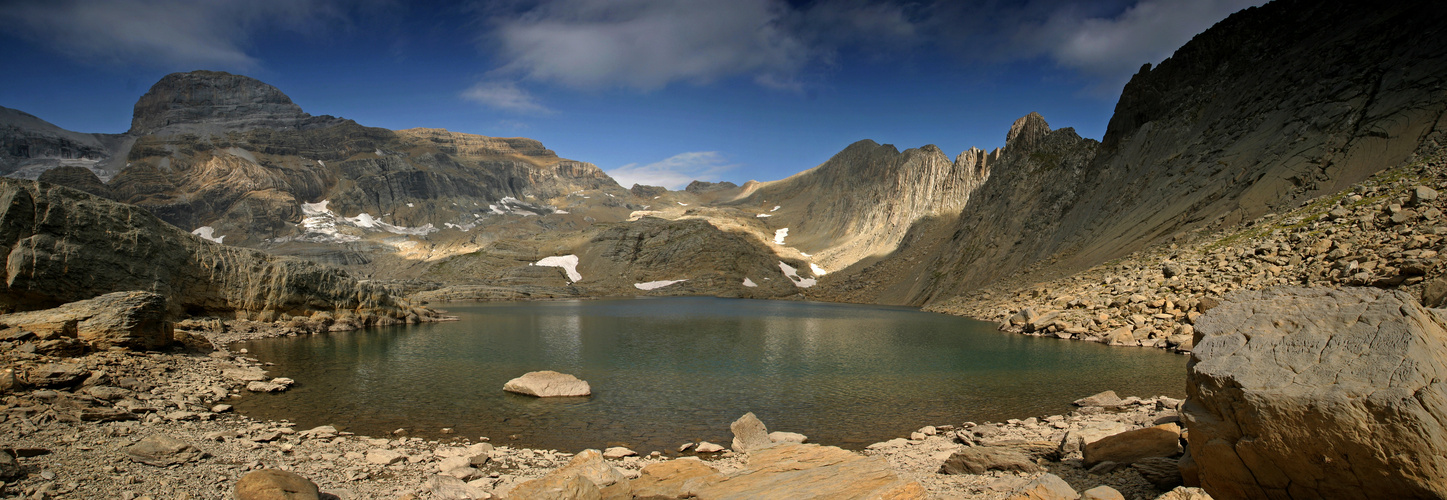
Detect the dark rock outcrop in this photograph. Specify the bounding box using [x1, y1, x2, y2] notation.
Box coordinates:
[0, 291, 171, 350]
[630, 184, 667, 198]
[1186, 287, 1447, 498]
[36, 165, 112, 199]
[0, 179, 439, 325]
[684, 180, 738, 193]
[129, 70, 344, 136]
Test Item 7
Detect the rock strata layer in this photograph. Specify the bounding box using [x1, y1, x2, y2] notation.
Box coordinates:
[1186, 287, 1447, 498]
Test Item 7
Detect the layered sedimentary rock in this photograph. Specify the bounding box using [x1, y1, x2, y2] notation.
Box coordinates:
[0, 179, 437, 325]
[129, 70, 346, 136]
[0, 106, 131, 181]
[1186, 287, 1447, 498]
[0, 291, 171, 350]
[890, 0, 1447, 306]
[735, 138, 993, 272]
[579, 217, 814, 297]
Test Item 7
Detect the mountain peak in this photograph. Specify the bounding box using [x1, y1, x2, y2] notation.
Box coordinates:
[129, 70, 336, 135]
[1004, 112, 1050, 152]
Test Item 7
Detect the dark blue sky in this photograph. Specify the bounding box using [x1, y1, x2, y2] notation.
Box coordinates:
[0, 0, 1262, 188]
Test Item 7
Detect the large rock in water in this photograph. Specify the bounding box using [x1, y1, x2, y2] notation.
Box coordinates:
[0, 179, 438, 324]
[0, 291, 170, 350]
[503, 371, 591, 397]
[1186, 287, 1447, 498]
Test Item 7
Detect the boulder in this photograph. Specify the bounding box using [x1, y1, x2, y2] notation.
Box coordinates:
[427, 474, 491, 500]
[1081, 485, 1124, 500]
[693, 443, 925, 499]
[768, 431, 807, 444]
[1004, 473, 1078, 500]
[234, 469, 320, 500]
[602, 447, 636, 459]
[1081, 423, 1182, 467]
[631, 459, 726, 499]
[939, 446, 1042, 475]
[729, 412, 774, 453]
[1154, 487, 1213, 500]
[1133, 456, 1184, 490]
[1073, 390, 1122, 407]
[125, 434, 204, 466]
[22, 363, 87, 388]
[694, 441, 725, 453]
[503, 371, 591, 397]
[1187, 287, 1447, 498]
[509, 449, 626, 498]
[0, 291, 172, 350]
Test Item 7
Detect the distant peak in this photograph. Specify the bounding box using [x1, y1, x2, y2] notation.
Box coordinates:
[1005, 112, 1051, 152]
[129, 70, 324, 135]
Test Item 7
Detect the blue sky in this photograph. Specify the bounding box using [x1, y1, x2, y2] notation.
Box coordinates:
[0, 0, 1263, 189]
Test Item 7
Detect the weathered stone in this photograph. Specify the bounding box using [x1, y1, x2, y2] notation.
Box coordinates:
[631, 459, 725, 499]
[939, 446, 1042, 475]
[729, 412, 774, 453]
[1081, 485, 1125, 500]
[1004, 473, 1078, 500]
[222, 366, 268, 382]
[1133, 456, 1184, 490]
[768, 431, 807, 444]
[508, 470, 602, 500]
[1413, 186, 1439, 205]
[1188, 287, 1447, 498]
[23, 363, 87, 388]
[694, 441, 725, 453]
[1059, 422, 1131, 457]
[1153, 486, 1213, 500]
[234, 469, 320, 500]
[1082, 423, 1181, 467]
[0, 452, 20, 480]
[503, 371, 591, 397]
[125, 434, 204, 466]
[0, 291, 171, 350]
[1073, 390, 1122, 407]
[602, 447, 636, 459]
[366, 449, 404, 465]
[427, 474, 491, 500]
[247, 379, 292, 392]
[693, 443, 924, 499]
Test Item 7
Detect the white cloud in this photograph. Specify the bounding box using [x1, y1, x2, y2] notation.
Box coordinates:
[607, 151, 738, 190]
[0, 0, 346, 69]
[1014, 0, 1265, 92]
[461, 80, 554, 114]
[481, 0, 919, 91]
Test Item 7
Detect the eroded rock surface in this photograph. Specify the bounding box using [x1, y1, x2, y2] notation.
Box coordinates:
[0, 291, 171, 350]
[1186, 287, 1447, 498]
[503, 371, 591, 397]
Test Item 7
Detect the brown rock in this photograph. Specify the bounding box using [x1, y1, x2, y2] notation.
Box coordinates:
[510, 449, 625, 499]
[1082, 423, 1181, 467]
[1188, 287, 1447, 498]
[1004, 473, 1078, 500]
[1133, 456, 1184, 490]
[23, 363, 87, 388]
[509, 472, 601, 500]
[0, 291, 172, 350]
[1153, 487, 1213, 500]
[631, 458, 725, 499]
[1081, 485, 1124, 500]
[939, 447, 1042, 475]
[1073, 390, 1122, 407]
[694, 443, 925, 499]
[729, 412, 774, 453]
[234, 469, 320, 500]
[125, 434, 204, 466]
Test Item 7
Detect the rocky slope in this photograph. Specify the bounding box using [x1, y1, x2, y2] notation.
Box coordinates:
[823, 0, 1447, 309]
[0, 178, 439, 326]
[0, 106, 132, 181]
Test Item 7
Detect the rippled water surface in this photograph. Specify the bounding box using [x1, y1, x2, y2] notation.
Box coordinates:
[231, 298, 1185, 452]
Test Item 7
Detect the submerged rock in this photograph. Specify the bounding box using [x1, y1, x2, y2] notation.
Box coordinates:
[502, 370, 591, 397]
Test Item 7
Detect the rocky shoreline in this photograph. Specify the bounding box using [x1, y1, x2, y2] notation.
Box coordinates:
[0, 315, 1207, 500]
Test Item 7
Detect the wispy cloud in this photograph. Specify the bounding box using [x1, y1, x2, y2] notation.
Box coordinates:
[479, 0, 920, 91]
[461, 80, 553, 114]
[607, 151, 738, 190]
[0, 0, 349, 70]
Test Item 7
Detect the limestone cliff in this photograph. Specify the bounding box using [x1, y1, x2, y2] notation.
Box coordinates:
[867, 0, 1447, 306]
[733, 139, 992, 273]
[0, 179, 438, 325]
[129, 70, 346, 136]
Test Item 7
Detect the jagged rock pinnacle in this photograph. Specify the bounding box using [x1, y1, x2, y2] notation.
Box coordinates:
[1004, 112, 1050, 152]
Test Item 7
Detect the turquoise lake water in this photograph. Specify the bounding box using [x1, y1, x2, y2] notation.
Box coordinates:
[230, 298, 1185, 452]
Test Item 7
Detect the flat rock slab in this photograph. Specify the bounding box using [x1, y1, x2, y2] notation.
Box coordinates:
[695, 443, 925, 499]
[940, 446, 1042, 475]
[503, 370, 591, 397]
[126, 434, 204, 466]
[1081, 422, 1181, 467]
[234, 469, 320, 500]
[1188, 287, 1447, 498]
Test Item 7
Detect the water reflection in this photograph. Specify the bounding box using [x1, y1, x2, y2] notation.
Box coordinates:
[232, 298, 1185, 452]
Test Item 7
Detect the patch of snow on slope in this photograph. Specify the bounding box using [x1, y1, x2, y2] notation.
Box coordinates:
[756, 214, 771, 218]
[635, 279, 686, 290]
[406, 203, 414, 208]
[191, 226, 225, 244]
[778, 262, 815, 288]
[771, 206, 780, 212]
[536, 255, 582, 282]
[810, 263, 827, 276]
[743, 278, 758, 287]
[774, 228, 788, 245]
[301, 200, 331, 216]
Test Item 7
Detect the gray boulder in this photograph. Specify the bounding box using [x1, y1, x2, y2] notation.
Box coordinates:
[1187, 287, 1447, 498]
[730, 412, 775, 453]
[939, 446, 1042, 475]
[125, 434, 204, 466]
[503, 370, 591, 397]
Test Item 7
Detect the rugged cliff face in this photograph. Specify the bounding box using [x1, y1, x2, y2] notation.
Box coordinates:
[0, 179, 438, 325]
[733, 138, 992, 273]
[0, 106, 132, 181]
[867, 0, 1447, 306]
[129, 70, 346, 136]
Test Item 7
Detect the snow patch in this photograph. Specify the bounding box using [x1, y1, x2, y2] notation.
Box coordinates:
[635, 279, 686, 290]
[191, 226, 225, 244]
[774, 228, 788, 245]
[778, 262, 815, 288]
[374, 149, 385, 156]
[756, 214, 771, 218]
[301, 200, 331, 216]
[275, 200, 437, 243]
[537, 255, 582, 282]
[799, 251, 811, 257]
[771, 206, 780, 212]
[742, 278, 758, 288]
[810, 263, 828, 276]
[677, 202, 688, 206]
[406, 203, 414, 208]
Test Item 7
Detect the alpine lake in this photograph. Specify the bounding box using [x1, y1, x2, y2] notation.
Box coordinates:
[230, 298, 1186, 452]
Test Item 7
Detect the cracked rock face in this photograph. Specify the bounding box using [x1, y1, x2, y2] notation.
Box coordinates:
[1185, 286, 1447, 498]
